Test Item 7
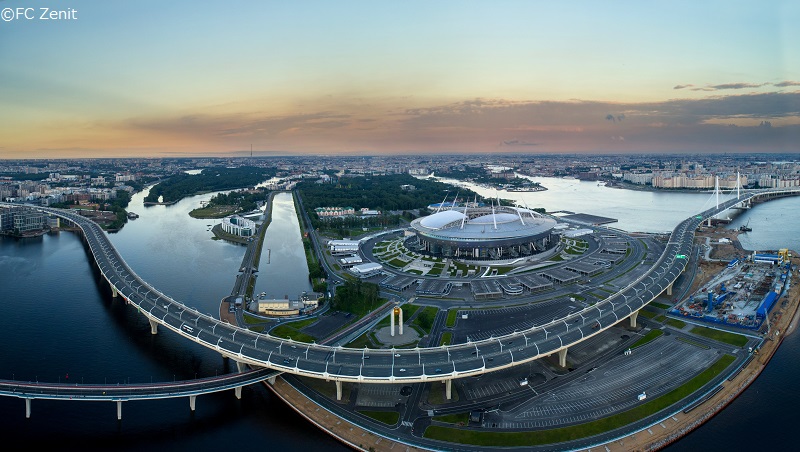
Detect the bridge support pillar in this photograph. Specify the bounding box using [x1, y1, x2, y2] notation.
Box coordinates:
[25, 398, 31, 418]
[117, 401, 122, 420]
[189, 395, 196, 411]
[267, 376, 276, 385]
[445, 379, 452, 400]
[630, 311, 639, 329]
[236, 361, 248, 373]
[148, 318, 158, 335]
[336, 381, 342, 401]
[235, 386, 242, 399]
[666, 282, 673, 296]
[558, 348, 568, 368]
[111, 286, 118, 298]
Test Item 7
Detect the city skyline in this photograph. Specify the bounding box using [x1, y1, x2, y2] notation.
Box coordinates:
[1, 0, 799, 158]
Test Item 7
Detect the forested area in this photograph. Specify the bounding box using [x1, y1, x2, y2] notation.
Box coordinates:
[297, 174, 477, 212]
[330, 279, 384, 315]
[144, 166, 276, 204]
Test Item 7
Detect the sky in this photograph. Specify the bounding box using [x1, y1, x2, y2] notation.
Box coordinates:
[1, 0, 799, 158]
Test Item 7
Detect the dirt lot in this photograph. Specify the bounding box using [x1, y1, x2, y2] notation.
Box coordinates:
[690, 227, 746, 293]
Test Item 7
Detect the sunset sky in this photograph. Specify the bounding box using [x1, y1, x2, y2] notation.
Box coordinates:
[1, 0, 798, 158]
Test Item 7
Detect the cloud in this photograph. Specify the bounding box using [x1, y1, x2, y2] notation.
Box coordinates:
[683, 82, 767, 91]
[774, 81, 800, 87]
[123, 111, 353, 139]
[501, 139, 539, 146]
[708, 83, 765, 90]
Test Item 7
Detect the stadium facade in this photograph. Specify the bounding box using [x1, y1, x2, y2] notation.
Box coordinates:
[409, 206, 558, 260]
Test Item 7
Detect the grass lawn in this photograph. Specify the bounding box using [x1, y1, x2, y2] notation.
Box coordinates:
[440, 331, 453, 346]
[446, 309, 458, 327]
[690, 326, 748, 347]
[427, 381, 459, 405]
[427, 266, 443, 276]
[388, 258, 407, 267]
[345, 331, 372, 348]
[666, 318, 687, 329]
[298, 377, 351, 402]
[432, 412, 469, 424]
[271, 324, 317, 343]
[677, 337, 711, 349]
[650, 301, 672, 310]
[638, 310, 657, 319]
[413, 306, 439, 335]
[189, 204, 237, 218]
[631, 329, 663, 348]
[357, 410, 400, 425]
[424, 355, 735, 446]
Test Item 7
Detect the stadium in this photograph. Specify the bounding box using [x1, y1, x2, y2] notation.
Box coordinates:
[409, 205, 558, 260]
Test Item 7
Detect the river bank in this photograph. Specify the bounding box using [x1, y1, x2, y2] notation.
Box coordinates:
[601, 227, 800, 451]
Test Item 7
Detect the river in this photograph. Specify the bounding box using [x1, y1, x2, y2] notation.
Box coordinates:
[1, 178, 798, 451]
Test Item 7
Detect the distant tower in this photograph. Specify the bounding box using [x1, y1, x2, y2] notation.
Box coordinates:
[251, 144, 253, 158]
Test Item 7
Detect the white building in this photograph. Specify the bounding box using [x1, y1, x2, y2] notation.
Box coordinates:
[349, 262, 383, 278]
[329, 239, 360, 255]
[339, 255, 364, 267]
[222, 215, 255, 237]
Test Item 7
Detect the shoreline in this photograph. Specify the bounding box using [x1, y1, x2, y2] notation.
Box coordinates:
[611, 242, 800, 452]
[257, 227, 799, 452]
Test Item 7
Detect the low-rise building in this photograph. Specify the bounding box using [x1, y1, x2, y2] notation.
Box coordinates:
[349, 262, 383, 278]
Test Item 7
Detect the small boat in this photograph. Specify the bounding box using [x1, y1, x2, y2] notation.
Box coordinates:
[739, 219, 751, 232]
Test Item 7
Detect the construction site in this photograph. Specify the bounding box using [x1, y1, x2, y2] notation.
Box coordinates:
[670, 249, 793, 331]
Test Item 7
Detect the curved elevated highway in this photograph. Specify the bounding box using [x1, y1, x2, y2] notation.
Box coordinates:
[4, 187, 798, 398]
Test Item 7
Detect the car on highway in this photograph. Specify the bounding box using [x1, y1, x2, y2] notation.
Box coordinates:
[399, 368, 406, 372]
[395, 353, 401, 357]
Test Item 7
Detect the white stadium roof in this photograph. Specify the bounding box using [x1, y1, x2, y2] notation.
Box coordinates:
[419, 210, 467, 230]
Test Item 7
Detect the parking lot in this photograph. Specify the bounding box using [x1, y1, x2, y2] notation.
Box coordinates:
[485, 333, 723, 429]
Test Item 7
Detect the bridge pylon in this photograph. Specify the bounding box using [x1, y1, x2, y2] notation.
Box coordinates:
[630, 310, 639, 328]
[557, 348, 568, 367]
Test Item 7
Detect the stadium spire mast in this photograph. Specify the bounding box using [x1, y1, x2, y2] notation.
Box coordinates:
[491, 198, 497, 230]
[460, 196, 470, 229]
[435, 193, 449, 213]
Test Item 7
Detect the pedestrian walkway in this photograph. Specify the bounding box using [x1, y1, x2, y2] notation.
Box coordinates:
[266, 377, 429, 452]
